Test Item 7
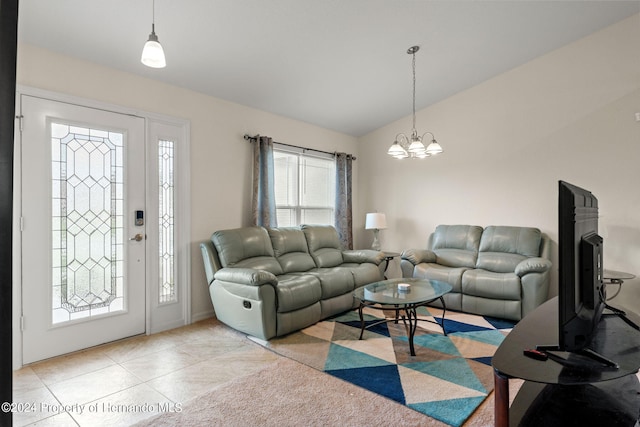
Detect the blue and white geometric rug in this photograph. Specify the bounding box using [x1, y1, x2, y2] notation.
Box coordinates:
[251, 306, 515, 427]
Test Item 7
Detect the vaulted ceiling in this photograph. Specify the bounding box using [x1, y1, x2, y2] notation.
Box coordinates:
[18, 1, 640, 136]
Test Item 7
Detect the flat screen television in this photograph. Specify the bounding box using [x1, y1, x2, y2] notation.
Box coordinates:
[557, 180, 605, 354]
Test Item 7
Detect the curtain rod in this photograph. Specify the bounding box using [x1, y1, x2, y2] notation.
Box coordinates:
[243, 134, 356, 160]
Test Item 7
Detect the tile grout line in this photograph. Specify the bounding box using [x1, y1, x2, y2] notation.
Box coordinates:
[15, 319, 262, 426]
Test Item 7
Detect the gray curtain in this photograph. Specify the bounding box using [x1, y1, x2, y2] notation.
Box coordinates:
[335, 152, 353, 249]
[252, 136, 278, 228]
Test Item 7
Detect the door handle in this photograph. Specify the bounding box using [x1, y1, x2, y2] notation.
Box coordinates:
[130, 233, 145, 242]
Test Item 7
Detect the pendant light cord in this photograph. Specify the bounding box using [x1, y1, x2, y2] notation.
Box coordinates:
[151, 0, 156, 33]
[412, 50, 417, 132]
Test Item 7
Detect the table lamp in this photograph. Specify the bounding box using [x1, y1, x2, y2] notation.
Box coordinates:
[365, 213, 387, 251]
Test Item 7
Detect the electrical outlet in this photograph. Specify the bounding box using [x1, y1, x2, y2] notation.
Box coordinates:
[635, 112, 640, 122]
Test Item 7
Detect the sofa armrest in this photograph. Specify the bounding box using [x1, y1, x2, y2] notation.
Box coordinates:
[401, 249, 436, 265]
[214, 268, 278, 286]
[200, 241, 223, 286]
[342, 249, 386, 265]
[515, 257, 552, 277]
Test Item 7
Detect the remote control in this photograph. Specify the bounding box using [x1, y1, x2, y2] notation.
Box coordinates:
[523, 349, 548, 361]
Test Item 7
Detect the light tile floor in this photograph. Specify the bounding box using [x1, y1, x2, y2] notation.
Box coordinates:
[12, 318, 279, 426]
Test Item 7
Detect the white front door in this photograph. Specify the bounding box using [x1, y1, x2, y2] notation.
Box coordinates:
[20, 95, 146, 364]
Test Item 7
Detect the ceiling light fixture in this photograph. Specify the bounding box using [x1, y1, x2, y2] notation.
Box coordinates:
[387, 46, 443, 159]
[141, 0, 166, 68]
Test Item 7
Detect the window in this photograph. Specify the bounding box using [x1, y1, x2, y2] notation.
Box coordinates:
[158, 139, 176, 304]
[274, 148, 335, 227]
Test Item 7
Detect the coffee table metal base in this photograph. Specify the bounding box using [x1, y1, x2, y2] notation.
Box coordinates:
[357, 297, 447, 356]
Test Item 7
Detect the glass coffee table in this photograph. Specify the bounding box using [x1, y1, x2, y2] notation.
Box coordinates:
[353, 278, 452, 356]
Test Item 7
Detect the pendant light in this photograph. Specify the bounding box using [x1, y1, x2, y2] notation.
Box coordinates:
[387, 46, 443, 159]
[141, 0, 166, 68]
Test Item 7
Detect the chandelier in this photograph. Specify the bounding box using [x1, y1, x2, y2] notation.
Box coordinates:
[387, 46, 443, 159]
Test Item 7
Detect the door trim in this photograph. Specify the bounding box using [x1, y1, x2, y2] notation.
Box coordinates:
[13, 86, 191, 369]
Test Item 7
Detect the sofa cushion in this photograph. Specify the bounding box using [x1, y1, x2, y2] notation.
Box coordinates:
[304, 267, 354, 299]
[275, 274, 322, 313]
[340, 263, 382, 287]
[412, 263, 467, 294]
[462, 269, 521, 300]
[212, 227, 283, 275]
[302, 225, 344, 268]
[477, 226, 542, 273]
[268, 227, 316, 273]
[431, 225, 482, 268]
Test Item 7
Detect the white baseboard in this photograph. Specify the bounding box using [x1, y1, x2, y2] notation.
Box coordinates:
[191, 309, 215, 324]
[149, 318, 191, 335]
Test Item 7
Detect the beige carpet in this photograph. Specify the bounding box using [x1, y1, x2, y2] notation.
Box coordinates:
[249, 308, 514, 426]
[134, 356, 522, 426]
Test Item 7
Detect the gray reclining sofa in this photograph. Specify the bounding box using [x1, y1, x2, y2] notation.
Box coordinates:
[200, 224, 385, 340]
[401, 224, 552, 321]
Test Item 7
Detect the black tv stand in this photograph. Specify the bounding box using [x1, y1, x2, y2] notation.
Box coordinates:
[531, 302, 640, 370]
[604, 302, 640, 331]
[535, 345, 619, 369]
[492, 297, 640, 427]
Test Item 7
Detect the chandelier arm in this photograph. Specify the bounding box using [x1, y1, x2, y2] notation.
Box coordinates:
[394, 133, 410, 148]
[420, 131, 436, 142]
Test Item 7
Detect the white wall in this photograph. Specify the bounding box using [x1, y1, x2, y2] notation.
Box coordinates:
[15, 13, 640, 322]
[356, 15, 640, 311]
[16, 44, 360, 321]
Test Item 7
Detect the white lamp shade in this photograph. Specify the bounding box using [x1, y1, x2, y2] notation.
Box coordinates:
[387, 142, 408, 158]
[407, 139, 426, 154]
[426, 139, 443, 155]
[141, 38, 166, 68]
[365, 213, 387, 230]
[393, 150, 409, 159]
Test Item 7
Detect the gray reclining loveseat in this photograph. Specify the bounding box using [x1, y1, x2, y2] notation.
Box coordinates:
[200, 224, 385, 340]
[401, 224, 552, 321]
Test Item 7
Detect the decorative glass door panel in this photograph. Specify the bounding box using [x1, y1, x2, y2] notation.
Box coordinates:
[51, 123, 125, 323]
[158, 139, 176, 304]
[21, 95, 146, 364]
